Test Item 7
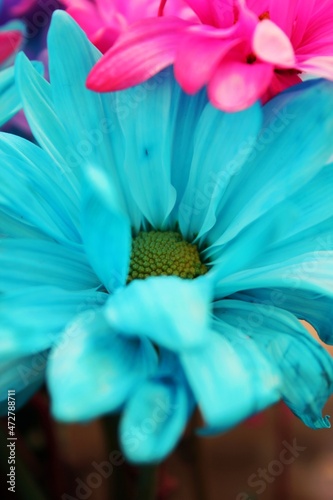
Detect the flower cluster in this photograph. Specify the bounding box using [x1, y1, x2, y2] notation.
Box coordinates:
[87, 0, 333, 111]
[1, 1, 333, 468]
[1, 11, 333, 464]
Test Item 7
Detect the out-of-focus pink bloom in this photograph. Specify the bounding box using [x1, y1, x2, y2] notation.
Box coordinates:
[87, 0, 333, 111]
[3, 0, 37, 17]
[64, 0, 196, 53]
[0, 21, 25, 67]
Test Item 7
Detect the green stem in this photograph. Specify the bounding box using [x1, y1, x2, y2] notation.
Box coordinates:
[0, 426, 47, 500]
[137, 464, 158, 500]
[103, 414, 129, 500]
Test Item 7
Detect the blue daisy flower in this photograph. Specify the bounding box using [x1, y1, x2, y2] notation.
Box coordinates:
[1, 11, 333, 464]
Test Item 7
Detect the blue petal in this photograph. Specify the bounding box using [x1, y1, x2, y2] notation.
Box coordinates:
[169, 85, 208, 223]
[206, 163, 333, 277]
[0, 62, 42, 126]
[0, 239, 99, 291]
[120, 358, 193, 463]
[0, 134, 81, 247]
[216, 251, 333, 306]
[114, 69, 177, 228]
[105, 276, 213, 351]
[205, 79, 333, 268]
[0, 353, 46, 415]
[214, 300, 333, 429]
[81, 165, 131, 292]
[0, 287, 107, 355]
[47, 12, 142, 227]
[235, 288, 333, 345]
[180, 329, 280, 429]
[15, 52, 80, 194]
[0, 209, 49, 240]
[178, 102, 262, 240]
[47, 312, 158, 421]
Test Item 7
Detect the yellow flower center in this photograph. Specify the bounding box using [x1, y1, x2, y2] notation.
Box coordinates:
[127, 231, 208, 282]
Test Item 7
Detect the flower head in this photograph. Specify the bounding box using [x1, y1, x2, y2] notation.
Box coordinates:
[87, 0, 333, 111]
[2, 12, 333, 463]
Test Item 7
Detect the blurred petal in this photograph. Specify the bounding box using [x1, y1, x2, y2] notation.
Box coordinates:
[215, 300, 333, 428]
[180, 328, 280, 428]
[0, 239, 99, 291]
[105, 276, 213, 351]
[0, 287, 107, 356]
[253, 19, 295, 67]
[120, 361, 193, 463]
[47, 312, 158, 421]
[87, 17, 191, 91]
[208, 60, 273, 111]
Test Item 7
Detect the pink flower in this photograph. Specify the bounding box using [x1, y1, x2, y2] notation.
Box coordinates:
[0, 22, 24, 67]
[64, 0, 196, 53]
[87, 0, 333, 111]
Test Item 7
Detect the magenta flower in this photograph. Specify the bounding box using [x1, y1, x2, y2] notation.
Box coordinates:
[87, 0, 333, 111]
[0, 22, 24, 67]
[64, 0, 196, 53]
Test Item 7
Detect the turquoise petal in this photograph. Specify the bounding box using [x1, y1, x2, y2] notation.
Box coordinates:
[0, 239, 99, 291]
[180, 329, 280, 429]
[114, 68, 176, 228]
[105, 276, 213, 351]
[0, 287, 107, 355]
[0, 62, 42, 126]
[178, 101, 262, 240]
[0, 134, 81, 247]
[47, 11, 139, 225]
[0, 353, 46, 415]
[215, 300, 333, 429]
[216, 252, 333, 305]
[47, 312, 158, 421]
[236, 288, 333, 345]
[81, 165, 131, 292]
[205, 79, 333, 263]
[15, 53, 80, 194]
[0, 209, 50, 240]
[120, 369, 193, 463]
[206, 163, 333, 277]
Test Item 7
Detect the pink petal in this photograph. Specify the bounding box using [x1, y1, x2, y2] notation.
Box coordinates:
[269, 0, 299, 37]
[66, 5, 104, 38]
[0, 31, 22, 65]
[297, 56, 333, 80]
[208, 60, 273, 112]
[91, 27, 121, 53]
[184, 0, 216, 24]
[87, 17, 192, 92]
[289, 0, 316, 48]
[8, 0, 36, 16]
[174, 33, 241, 93]
[253, 19, 295, 68]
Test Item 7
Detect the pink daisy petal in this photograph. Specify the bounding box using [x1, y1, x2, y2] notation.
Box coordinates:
[253, 19, 295, 68]
[289, 0, 316, 48]
[0, 31, 22, 65]
[174, 32, 241, 94]
[269, 0, 299, 37]
[65, 4, 105, 38]
[91, 27, 121, 53]
[184, 0, 216, 24]
[208, 60, 273, 112]
[87, 17, 192, 92]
